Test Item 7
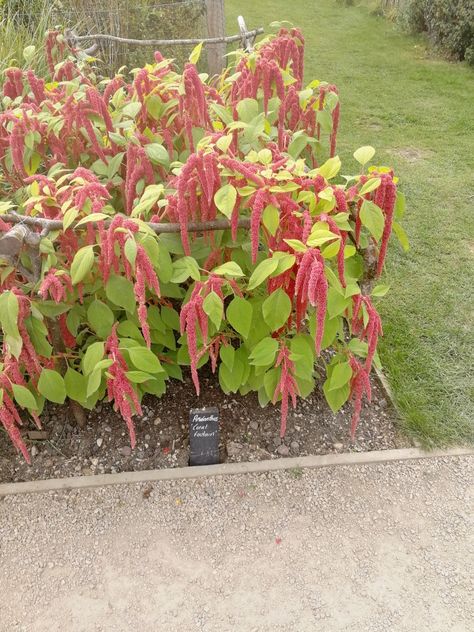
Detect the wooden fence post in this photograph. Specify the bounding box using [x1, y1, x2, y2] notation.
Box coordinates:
[205, 0, 226, 76]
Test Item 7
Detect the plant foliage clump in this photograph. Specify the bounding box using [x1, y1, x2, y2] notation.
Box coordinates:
[0, 26, 407, 461]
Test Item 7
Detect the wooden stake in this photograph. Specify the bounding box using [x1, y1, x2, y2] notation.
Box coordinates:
[205, 0, 226, 76]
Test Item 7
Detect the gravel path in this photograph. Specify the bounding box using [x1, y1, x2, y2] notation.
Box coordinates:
[1, 456, 472, 631]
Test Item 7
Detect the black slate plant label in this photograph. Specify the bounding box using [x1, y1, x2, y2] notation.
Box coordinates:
[189, 407, 219, 466]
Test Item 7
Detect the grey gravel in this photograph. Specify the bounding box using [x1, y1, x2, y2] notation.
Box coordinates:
[276, 444, 290, 456]
[0, 456, 472, 631]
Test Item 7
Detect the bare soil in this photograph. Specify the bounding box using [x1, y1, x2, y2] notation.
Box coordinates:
[0, 368, 409, 483]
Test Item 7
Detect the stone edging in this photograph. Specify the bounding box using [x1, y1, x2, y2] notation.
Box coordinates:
[0, 447, 472, 497]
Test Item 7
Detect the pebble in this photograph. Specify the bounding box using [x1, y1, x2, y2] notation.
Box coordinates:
[96, 438, 103, 448]
[276, 445, 290, 456]
[333, 443, 343, 450]
[226, 441, 243, 458]
[290, 441, 300, 452]
[249, 421, 259, 431]
[118, 446, 132, 457]
[30, 446, 38, 457]
[154, 417, 161, 426]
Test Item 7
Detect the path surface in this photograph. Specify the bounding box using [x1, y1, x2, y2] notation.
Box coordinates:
[1, 456, 472, 631]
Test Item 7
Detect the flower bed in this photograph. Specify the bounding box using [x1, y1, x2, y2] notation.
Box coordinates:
[0, 26, 408, 464]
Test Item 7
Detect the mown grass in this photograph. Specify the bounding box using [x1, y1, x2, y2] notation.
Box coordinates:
[227, 0, 474, 446]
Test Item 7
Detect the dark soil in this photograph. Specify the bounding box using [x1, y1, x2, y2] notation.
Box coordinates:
[0, 367, 410, 483]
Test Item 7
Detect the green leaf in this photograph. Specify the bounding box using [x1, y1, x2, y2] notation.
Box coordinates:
[215, 134, 233, 153]
[323, 379, 350, 413]
[219, 345, 235, 370]
[288, 133, 309, 159]
[283, 239, 307, 253]
[107, 151, 125, 178]
[316, 109, 333, 133]
[126, 370, 157, 383]
[371, 284, 390, 297]
[348, 338, 368, 358]
[87, 367, 103, 397]
[71, 245, 95, 284]
[392, 221, 409, 251]
[317, 156, 341, 180]
[353, 145, 375, 165]
[258, 148, 272, 164]
[290, 335, 315, 378]
[359, 177, 381, 196]
[145, 95, 162, 121]
[322, 240, 341, 259]
[359, 200, 385, 241]
[212, 261, 244, 277]
[106, 275, 136, 313]
[64, 367, 87, 403]
[247, 258, 279, 290]
[249, 337, 279, 367]
[307, 228, 340, 248]
[261, 204, 279, 237]
[203, 291, 223, 329]
[63, 206, 79, 230]
[171, 256, 200, 283]
[117, 320, 145, 341]
[0, 291, 20, 340]
[236, 98, 259, 123]
[128, 346, 163, 374]
[144, 143, 169, 166]
[23, 45, 36, 63]
[12, 384, 38, 410]
[263, 367, 280, 401]
[161, 306, 180, 330]
[132, 184, 165, 216]
[394, 191, 406, 220]
[262, 289, 292, 332]
[38, 369, 66, 404]
[82, 341, 105, 375]
[218, 356, 244, 393]
[124, 238, 138, 267]
[329, 361, 352, 391]
[345, 283, 361, 298]
[26, 316, 52, 357]
[226, 296, 253, 338]
[214, 184, 237, 219]
[122, 102, 142, 118]
[75, 213, 110, 227]
[327, 288, 351, 318]
[188, 41, 203, 64]
[272, 253, 296, 276]
[87, 300, 115, 339]
[156, 241, 173, 282]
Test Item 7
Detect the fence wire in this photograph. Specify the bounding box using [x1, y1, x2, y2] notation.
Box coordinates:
[3, 0, 209, 73]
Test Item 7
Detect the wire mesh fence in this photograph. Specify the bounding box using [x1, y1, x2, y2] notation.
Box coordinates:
[56, 0, 208, 72]
[2, 0, 210, 73]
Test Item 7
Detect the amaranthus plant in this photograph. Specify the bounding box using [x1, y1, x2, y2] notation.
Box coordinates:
[0, 26, 408, 462]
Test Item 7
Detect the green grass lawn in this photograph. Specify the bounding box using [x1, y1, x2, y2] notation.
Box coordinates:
[227, 0, 474, 446]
